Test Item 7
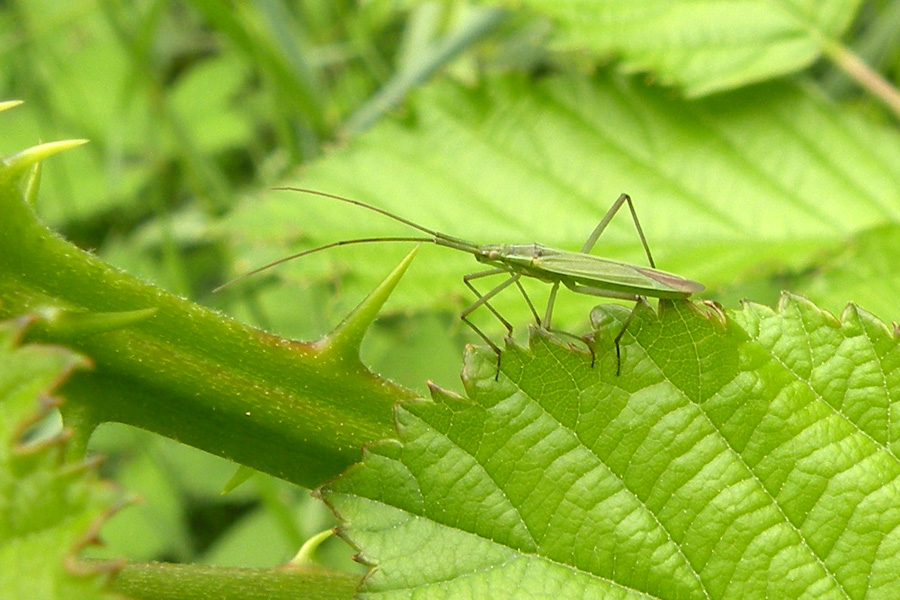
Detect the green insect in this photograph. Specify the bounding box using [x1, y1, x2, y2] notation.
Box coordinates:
[219, 187, 704, 375]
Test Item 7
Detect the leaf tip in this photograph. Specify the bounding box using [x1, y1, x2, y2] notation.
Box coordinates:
[427, 380, 471, 405]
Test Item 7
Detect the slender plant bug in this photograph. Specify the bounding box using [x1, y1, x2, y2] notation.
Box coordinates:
[217, 188, 704, 377]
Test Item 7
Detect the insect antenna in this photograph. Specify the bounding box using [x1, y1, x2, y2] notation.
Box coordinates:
[273, 187, 478, 251]
[273, 187, 448, 237]
[216, 186, 485, 292]
[214, 236, 433, 292]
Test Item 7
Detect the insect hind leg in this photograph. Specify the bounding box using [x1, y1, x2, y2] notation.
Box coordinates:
[562, 282, 644, 375]
[581, 193, 656, 269]
[611, 298, 647, 376]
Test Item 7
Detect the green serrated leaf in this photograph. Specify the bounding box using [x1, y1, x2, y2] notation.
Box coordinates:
[516, 0, 864, 95]
[0, 317, 124, 600]
[321, 295, 900, 598]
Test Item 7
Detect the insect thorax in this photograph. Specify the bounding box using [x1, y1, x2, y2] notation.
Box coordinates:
[474, 244, 564, 282]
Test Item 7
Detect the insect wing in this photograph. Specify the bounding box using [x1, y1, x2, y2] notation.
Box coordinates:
[533, 250, 703, 295]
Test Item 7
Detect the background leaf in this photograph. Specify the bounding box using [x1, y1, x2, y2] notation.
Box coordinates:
[322, 295, 900, 598]
[512, 0, 865, 95]
[795, 224, 900, 319]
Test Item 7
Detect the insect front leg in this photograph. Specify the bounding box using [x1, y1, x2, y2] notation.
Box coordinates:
[460, 269, 523, 379]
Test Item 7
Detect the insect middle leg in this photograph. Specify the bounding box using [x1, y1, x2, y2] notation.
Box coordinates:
[535, 281, 597, 366]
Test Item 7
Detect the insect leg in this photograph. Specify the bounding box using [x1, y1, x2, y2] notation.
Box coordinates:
[543, 282, 560, 329]
[462, 269, 517, 333]
[562, 282, 643, 374]
[460, 313, 503, 378]
[461, 269, 523, 378]
[463, 268, 541, 326]
[581, 193, 655, 268]
[539, 280, 600, 369]
[612, 299, 649, 376]
[514, 277, 542, 326]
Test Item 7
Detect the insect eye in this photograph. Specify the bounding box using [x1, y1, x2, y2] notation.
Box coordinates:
[488, 250, 499, 259]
